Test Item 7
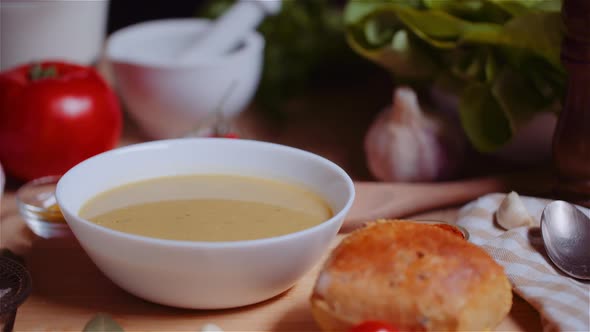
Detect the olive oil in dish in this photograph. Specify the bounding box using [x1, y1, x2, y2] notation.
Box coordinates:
[79, 174, 332, 241]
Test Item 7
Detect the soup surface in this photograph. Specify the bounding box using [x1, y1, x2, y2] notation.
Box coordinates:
[79, 175, 332, 241]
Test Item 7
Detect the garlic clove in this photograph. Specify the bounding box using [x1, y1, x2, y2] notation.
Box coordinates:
[390, 87, 423, 125]
[200, 323, 224, 332]
[496, 191, 535, 230]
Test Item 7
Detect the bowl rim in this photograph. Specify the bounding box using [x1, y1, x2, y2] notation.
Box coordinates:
[105, 18, 265, 69]
[56, 138, 356, 248]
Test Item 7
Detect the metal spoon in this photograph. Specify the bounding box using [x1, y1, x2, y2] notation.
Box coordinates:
[541, 200, 590, 280]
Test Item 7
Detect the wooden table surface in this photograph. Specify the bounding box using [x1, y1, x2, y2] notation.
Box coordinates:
[0, 83, 542, 331]
[1, 194, 541, 332]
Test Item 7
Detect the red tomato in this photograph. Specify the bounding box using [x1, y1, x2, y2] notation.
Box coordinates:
[348, 321, 398, 332]
[0, 61, 122, 181]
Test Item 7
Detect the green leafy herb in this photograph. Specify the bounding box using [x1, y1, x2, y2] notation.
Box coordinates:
[459, 81, 511, 152]
[344, 0, 564, 152]
[200, 0, 371, 117]
[28, 63, 57, 81]
[83, 313, 124, 332]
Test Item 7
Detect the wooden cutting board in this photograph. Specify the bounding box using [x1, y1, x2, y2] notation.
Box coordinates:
[344, 170, 553, 231]
[0, 187, 542, 332]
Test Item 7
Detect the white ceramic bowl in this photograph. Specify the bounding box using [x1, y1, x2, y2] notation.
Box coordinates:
[55, 138, 354, 309]
[105, 19, 264, 139]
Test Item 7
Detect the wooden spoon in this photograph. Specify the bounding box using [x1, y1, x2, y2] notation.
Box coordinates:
[343, 170, 553, 232]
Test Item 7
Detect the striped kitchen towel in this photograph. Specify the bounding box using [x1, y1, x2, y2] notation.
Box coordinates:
[457, 193, 590, 332]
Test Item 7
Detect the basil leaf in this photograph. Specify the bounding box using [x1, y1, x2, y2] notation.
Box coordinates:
[485, 0, 531, 16]
[532, 0, 562, 12]
[424, 0, 510, 23]
[491, 68, 553, 131]
[345, 0, 409, 26]
[485, 51, 499, 82]
[459, 82, 511, 152]
[462, 11, 563, 67]
[487, 0, 562, 12]
[344, 0, 564, 152]
[348, 28, 440, 80]
[83, 313, 124, 332]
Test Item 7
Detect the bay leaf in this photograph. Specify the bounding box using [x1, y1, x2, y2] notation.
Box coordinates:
[459, 82, 511, 152]
[83, 313, 124, 332]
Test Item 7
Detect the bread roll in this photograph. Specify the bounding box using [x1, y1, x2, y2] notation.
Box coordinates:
[310, 220, 512, 331]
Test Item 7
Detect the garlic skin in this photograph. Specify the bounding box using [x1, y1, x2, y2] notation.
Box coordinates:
[496, 191, 535, 230]
[364, 87, 464, 182]
[200, 323, 224, 332]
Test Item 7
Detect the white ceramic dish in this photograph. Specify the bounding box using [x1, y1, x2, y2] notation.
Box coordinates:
[105, 19, 264, 139]
[1, 0, 109, 70]
[56, 138, 355, 309]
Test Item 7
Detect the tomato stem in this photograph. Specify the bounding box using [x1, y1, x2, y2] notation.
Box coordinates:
[29, 63, 57, 81]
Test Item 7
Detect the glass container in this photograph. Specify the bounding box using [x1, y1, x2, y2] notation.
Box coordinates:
[16, 176, 71, 238]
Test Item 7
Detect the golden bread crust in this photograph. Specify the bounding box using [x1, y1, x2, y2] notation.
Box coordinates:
[311, 220, 512, 332]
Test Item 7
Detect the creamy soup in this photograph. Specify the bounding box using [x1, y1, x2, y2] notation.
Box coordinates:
[79, 175, 332, 241]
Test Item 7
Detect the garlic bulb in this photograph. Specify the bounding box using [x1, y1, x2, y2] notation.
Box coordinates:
[496, 191, 535, 230]
[364, 87, 464, 182]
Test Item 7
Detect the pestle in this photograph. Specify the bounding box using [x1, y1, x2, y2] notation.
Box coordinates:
[179, 0, 281, 63]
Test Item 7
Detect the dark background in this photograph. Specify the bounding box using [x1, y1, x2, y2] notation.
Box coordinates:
[107, 0, 206, 34]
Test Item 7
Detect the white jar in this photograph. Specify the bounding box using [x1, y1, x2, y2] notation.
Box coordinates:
[0, 0, 110, 70]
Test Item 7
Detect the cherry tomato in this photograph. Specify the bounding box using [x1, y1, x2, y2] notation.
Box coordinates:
[211, 132, 239, 139]
[219, 132, 239, 139]
[348, 321, 398, 332]
[0, 61, 122, 181]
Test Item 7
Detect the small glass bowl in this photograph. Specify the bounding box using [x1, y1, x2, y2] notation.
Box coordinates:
[16, 175, 71, 238]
